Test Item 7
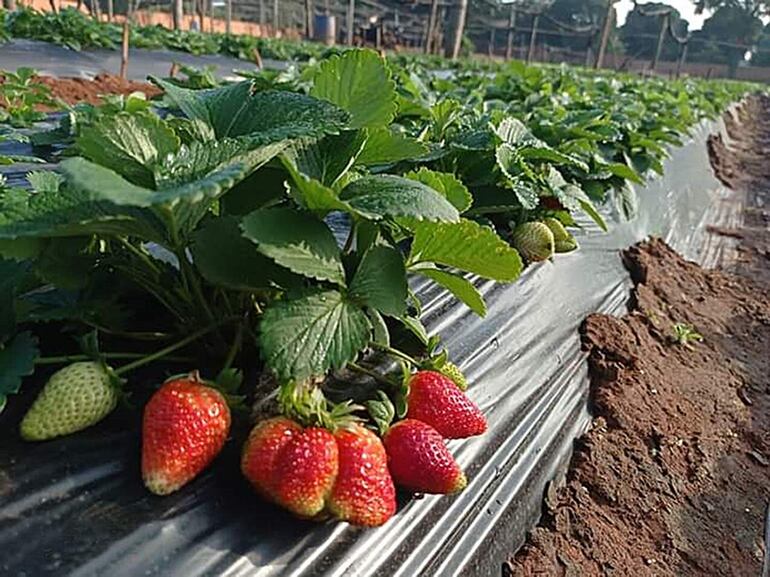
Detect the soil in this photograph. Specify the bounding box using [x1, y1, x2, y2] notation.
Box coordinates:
[36, 74, 162, 106]
[508, 96, 770, 576]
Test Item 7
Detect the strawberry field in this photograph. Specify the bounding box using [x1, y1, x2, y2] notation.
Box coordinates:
[0, 40, 758, 575]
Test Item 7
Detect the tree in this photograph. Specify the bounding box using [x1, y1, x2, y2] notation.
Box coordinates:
[620, 2, 689, 61]
[750, 22, 770, 66]
[688, 5, 763, 74]
[694, 0, 770, 18]
[540, 0, 609, 52]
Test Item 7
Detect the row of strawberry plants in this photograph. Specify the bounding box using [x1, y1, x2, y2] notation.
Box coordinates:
[0, 49, 753, 527]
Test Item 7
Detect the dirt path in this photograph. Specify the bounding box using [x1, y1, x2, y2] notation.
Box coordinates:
[508, 97, 770, 576]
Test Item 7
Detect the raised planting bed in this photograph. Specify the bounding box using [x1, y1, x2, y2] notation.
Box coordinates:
[0, 48, 758, 576]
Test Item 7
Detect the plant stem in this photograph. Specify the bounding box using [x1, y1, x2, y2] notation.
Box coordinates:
[221, 320, 244, 372]
[113, 318, 235, 377]
[84, 322, 172, 341]
[368, 342, 420, 368]
[343, 219, 358, 253]
[36, 353, 194, 365]
[347, 362, 398, 388]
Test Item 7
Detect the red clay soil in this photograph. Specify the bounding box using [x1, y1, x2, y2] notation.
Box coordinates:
[36, 74, 162, 106]
[508, 96, 770, 576]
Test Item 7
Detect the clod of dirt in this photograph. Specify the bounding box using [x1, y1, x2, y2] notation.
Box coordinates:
[510, 238, 770, 577]
[37, 74, 162, 106]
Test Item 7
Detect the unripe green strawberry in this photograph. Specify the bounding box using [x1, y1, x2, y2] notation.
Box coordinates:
[439, 362, 468, 391]
[512, 222, 554, 262]
[20, 361, 118, 441]
[384, 419, 466, 494]
[543, 217, 578, 253]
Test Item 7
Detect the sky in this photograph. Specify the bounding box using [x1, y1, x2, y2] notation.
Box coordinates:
[615, 0, 710, 31]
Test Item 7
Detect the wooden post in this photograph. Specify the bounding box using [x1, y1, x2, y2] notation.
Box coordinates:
[304, 0, 313, 38]
[259, 0, 265, 25]
[120, 21, 130, 79]
[106, 0, 113, 21]
[445, 0, 468, 59]
[526, 14, 539, 64]
[651, 13, 668, 71]
[346, 0, 354, 45]
[488, 27, 495, 57]
[197, 0, 204, 33]
[424, 0, 438, 53]
[505, 5, 516, 59]
[272, 0, 279, 35]
[172, 0, 183, 29]
[675, 41, 688, 78]
[595, 0, 615, 69]
[225, 0, 231, 33]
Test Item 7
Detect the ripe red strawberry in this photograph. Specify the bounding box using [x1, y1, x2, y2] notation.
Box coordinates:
[273, 427, 339, 517]
[406, 370, 487, 439]
[241, 417, 302, 501]
[328, 425, 396, 527]
[383, 419, 466, 494]
[142, 373, 230, 496]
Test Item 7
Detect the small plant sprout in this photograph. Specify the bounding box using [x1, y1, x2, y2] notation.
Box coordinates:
[671, 323, 704, 349]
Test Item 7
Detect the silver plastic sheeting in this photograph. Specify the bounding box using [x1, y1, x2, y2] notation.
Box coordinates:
[0, 115, 738, 577]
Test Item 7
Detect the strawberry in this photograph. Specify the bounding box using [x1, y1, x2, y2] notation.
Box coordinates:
[241, 417, 302, 500]
[406, 370, 487, 439]
[328, 425, 396, 527]
[383, 419, 466, 494]
[142, 372, 230, 496]
[438, 361, 468, 391]
[273, 427, 338, 517]
[511, 221, 554, 262]
[543, 217, 578, 253]
[20, 361, 118, 441]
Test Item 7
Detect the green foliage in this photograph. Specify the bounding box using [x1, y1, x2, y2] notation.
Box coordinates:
[0, 67, 57, 127]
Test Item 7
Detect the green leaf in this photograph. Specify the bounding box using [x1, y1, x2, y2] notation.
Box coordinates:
[26, 171, 64, 194]
[240, 207, 345, 285]
[0, 331, 40, 414]
[340, 175, 459, 222]
[0, 180, 165, 243]
[0, 258, 30, 340]
[155, 79, 350, 142]
[409, 219, 523, 281]
[35, 237, 95, 290]
[357, 128, 429, 166]
[546, 167, 607, 231]
[154, 138, 252, 188]
[349, 245, 407, 316]
[282, 159, 353, 214]
[62, 142, 285, 209]
[613, 182, 639, 221]
[396, 315, 429, 346]
[367, 308, 390, 346]
[418, 268, 486, 317]
[260, 289, 372, 380]
[496, 117, 539, 147]
[310, 49, 397, 129]
[77, 112, 180, 188]
[404, 167, 472, 213]
[285, 131, 366, 187]
[495, 144, 539, 209]
[191, 216, 300, 291]
[603, 161, 644, 185]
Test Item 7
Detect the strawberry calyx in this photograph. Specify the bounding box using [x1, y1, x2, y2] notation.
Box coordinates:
[157, 369, 246, 410]
[278, 380, 363, 432]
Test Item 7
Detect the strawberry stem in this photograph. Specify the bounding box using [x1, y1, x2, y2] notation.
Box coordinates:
[347, 362, 398, 388]
[36, 353, 194, 365]
[368, 342, 420, 368]
[113, 318, 236, 376]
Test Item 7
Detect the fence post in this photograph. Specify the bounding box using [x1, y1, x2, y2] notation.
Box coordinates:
[676, 41, 688, 78]
[226, 0, 232, 33]
[171, 0, 182, 29]
[595, 0, 614, 69]
[526, 13, 539, 64]
[651, 13, 668, 71]
[120, 21, 130, 79]
[488, 26, 495, 57]
[445, 0, 468, 59]
[346, 0, 355, 45]
[425, 0, 439, 53]
[304, 0, 313, 38]
[506, 5, 516, 59]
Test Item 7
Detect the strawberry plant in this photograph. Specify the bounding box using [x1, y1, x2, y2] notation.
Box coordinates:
[0, 45, 755, 529]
